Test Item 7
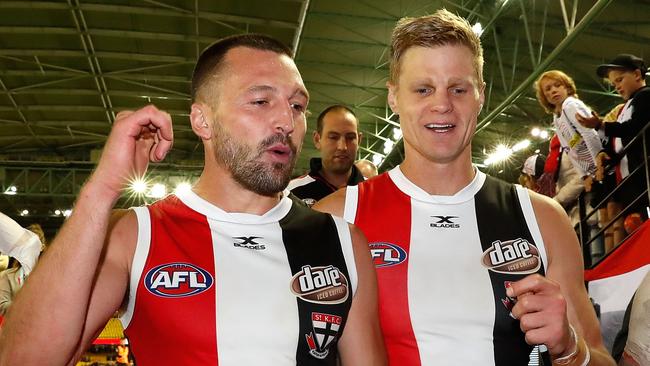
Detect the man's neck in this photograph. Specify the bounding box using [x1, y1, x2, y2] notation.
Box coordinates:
[399, 154, 475, 196]
[192, 165, 283, 215]
[319, 168, 352, 189]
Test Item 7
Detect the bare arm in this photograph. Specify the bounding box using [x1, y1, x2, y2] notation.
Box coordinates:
[337, 224, 386, 366]
[312, 188, 347, 218]
[510, 192, 614, 365]
[0, 105, 173, 365]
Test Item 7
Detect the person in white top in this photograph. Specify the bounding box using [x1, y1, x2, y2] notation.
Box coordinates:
[534, 70, 622, 252]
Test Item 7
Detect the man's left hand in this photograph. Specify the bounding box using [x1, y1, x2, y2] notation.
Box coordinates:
[507, 274, 575, 357]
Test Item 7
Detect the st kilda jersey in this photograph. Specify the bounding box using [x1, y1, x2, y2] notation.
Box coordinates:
[344, 167, 550, 366]
[120, 190, 357, 365]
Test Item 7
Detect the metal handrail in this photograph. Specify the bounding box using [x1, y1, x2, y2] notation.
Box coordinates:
[578, 115, 650, 268]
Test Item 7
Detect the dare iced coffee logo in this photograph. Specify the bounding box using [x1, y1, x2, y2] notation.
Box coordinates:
[481, 238, 541, 274]
[290, 265, 349, 304]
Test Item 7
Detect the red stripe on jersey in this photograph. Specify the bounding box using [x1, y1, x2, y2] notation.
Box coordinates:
[125, 196, 218, 365]
[355, 174, 421, 365]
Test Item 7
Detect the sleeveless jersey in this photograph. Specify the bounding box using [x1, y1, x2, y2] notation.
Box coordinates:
[120, 190, 357, 366]
[344, 167, 550, 366]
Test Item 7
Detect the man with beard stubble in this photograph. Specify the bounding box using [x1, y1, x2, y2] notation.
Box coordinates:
[288, 105, 365, 206]
[0, 34, 384, 366]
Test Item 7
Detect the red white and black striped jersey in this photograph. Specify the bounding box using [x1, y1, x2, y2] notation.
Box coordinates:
[120, 190, 357, 365]
[344, 167, 550, 366]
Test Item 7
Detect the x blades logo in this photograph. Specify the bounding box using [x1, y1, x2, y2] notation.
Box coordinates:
[233, 236, 266, 250]
[430, 215, 460, 229]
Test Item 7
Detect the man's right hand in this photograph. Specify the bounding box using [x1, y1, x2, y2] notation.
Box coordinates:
[89, 105, 174, 201]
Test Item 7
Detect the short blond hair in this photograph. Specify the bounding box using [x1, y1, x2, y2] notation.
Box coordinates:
[389, 9, 484, 85]
[534, 70, 578, 114]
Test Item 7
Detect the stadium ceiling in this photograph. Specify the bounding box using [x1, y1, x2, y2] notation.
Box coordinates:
[1, 0, 649, 222]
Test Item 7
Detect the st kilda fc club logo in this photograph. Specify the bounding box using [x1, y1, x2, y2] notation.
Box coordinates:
[290, 265, 349, 304]
[305, 312, 342, 359]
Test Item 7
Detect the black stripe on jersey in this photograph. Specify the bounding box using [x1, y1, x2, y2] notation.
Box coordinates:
[280, 199, 353, 366]
[475, 176, 551, 366]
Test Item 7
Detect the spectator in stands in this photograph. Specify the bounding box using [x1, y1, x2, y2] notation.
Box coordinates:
[288, 105, 364, 206]
[534, 70, 625, 253]
[519, 153, 546, 192]
[0, 224, 46, 316]
[355, 159, 378, 179]
[116, 338, 130, 366]
[0, 212, 42, 275]
[577, 54, 650, 224]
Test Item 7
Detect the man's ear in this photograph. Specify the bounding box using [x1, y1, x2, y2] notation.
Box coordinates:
[313, 130, 322, 150]
[478, 81, 486, 114]
[634, 69, 644, 82]
[386, 81, 399, 115]
[190, 103, 212, 140]
[357, 131, 363, 145]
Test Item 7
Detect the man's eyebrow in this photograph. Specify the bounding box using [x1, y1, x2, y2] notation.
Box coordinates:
[293, 89, 309, 101]
[246, 85, 276, 93]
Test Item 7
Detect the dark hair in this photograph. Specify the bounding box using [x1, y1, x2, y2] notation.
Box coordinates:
[316, 105, 357, 134]
[191, 34, 293, 102]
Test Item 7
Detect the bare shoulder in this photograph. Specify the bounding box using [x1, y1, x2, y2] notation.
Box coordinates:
[105, 209, 139, 271]
[313, 187, 348, 217]
[527, 188, 584, 278]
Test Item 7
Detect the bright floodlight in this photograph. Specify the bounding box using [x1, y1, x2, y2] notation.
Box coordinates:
[484, 144, 513, 166]
[372, 154, 383, 166]
[512, 139, 531, 152]
[63, 209, 72, 217]
[392, 128, 402, 140]
[472, 22, 484, 37]
[54, 209, 61, 216]
[4, 185, 17, 195]
[383, 139, 394, 154]
[130, 179, 147, 194]
[531, 127, 541, 137]
[174, 182, 192, 196]
[148, 183, 166, 198]
[20, 209, 29, 216]
[539, 130, 549, 139]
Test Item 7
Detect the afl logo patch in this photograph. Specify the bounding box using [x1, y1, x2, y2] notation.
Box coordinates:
[144, 262, 214, 298]
[369, 242, 407, 268]
[290, 265, 349, 304]
[481, 238, 541, 274]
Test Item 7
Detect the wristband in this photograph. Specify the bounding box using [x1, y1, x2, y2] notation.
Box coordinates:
[554, 325, 578, 365]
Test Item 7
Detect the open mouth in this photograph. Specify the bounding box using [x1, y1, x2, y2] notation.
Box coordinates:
[267, 144, 292, 158]
[425, 123, 455, 132]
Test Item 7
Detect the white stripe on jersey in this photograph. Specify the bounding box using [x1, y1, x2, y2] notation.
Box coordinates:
[121, 206, 152, 328]
[515, 185, 549, 273]
[332, 216, 358, 296]
[287, 175, 316, 191]
[343, 185, 359, 223]
[407, 196, 497, 365]
[208, 218, 299, 365]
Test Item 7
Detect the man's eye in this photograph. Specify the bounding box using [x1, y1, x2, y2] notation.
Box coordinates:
[291, 103, 305, 112]
[416, 88, 431, 95]
[252, 100, 268, 106]
[451, 88, 467, 95]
